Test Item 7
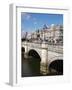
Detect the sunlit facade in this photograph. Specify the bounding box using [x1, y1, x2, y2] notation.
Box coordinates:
[22, 24, 63, 44]
[29, 24, 63, 44]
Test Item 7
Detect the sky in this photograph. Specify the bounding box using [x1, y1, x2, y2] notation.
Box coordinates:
[21, 12, 63, 33]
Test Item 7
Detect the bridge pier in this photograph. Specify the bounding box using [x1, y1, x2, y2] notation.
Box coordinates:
[22, 42, 29, 59]
[40, 42, 49, 75]
[24, 42, 28, 53]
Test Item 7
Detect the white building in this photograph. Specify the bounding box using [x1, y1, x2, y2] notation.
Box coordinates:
[22, 24, 63, 44]
[32, 24, 63, 44]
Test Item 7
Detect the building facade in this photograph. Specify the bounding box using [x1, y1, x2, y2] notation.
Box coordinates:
[22, 24, 63, 44]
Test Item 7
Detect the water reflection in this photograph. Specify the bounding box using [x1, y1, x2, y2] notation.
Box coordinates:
[22, 55, 42, 77]
[21, 48, 63, 77]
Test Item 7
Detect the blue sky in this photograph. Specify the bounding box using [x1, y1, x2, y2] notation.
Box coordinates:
[21, 12, 63, 32]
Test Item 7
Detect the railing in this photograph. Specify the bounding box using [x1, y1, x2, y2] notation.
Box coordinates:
[22, 41, 63, 54]
[48, 45, 63, 54]
[22, 42, 42, 48]
[28, 43, 41, 48]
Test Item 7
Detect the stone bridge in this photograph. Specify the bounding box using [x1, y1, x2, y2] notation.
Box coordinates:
[21, 41, 63, 75]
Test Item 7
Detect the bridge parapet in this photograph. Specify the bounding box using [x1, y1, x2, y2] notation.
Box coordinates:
[48, 45, 63, 54]
[22, 41, 48, 49]
[22, 41, 63, 54]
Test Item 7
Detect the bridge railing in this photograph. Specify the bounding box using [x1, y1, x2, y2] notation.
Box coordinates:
[22, 41, 42, 48]
[47, 45, 63, 54]
[28, 42, 42, 48]
[22, 41, 63, 54]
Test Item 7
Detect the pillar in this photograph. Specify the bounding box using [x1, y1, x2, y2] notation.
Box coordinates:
[23, 41, 28, 58]
[40, 42, 49, 75]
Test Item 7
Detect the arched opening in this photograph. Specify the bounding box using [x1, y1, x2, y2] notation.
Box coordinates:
[49, 60, 63, 75]
[21, 47, 25, 52]
[28, 49, 41, 76]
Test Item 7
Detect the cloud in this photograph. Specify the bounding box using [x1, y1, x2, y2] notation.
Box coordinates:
[21, 13, 31, 20]
[26, 14, 31, 20]
[34, 21, 37, 25]
[33, 17, 36, 21]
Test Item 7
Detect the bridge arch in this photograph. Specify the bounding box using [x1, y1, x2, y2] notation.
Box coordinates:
[49, 59, 63, 75]
[28, 49, 41, 75]
[28, 49, 41, 60]
[21, 47, 25, 52]
[48, 55, 63, 65]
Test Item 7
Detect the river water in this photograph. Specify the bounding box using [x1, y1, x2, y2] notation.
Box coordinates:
[21, 54, 43, 77]
[21, 54, 63, 77]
